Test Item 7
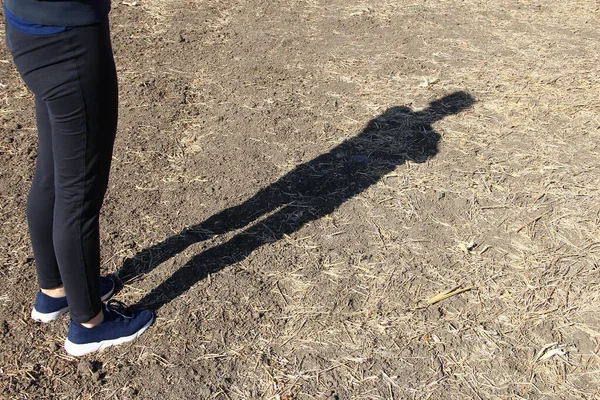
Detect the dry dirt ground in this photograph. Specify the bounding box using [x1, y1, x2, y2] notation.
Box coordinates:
[1, 0, 600, 399]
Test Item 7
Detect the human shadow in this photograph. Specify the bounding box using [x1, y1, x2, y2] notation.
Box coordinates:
[117, 91, 475, 310]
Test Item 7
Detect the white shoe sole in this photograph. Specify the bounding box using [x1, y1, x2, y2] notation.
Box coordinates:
[101, 285, 115, 302]
[64, 314, 154, 357]
[31, 283, 115, 323]
[31, 307, 68, 323]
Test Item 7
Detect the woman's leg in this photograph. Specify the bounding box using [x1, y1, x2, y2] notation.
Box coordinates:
[7, 17, 153, 356]
[49, 20, 118, 324]
[6, 20, 117, 323]
[27, 96, 62, 291]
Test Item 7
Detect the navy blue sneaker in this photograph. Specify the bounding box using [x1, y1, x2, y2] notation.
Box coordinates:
[64, 300, 154, 356]
[31, 276, 115, 323]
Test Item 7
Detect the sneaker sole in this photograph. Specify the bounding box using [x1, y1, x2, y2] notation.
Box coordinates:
[31, 307, 69, 323]
[64, 314, 155, 357]
[100, 284, 115, 302]
[31, 283, 115, 323]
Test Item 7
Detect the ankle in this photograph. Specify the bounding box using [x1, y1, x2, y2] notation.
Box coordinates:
[41, 285, 66, 298]
[81, 309, 104, 328]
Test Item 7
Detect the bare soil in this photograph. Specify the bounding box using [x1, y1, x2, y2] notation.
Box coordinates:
[1, 0, 600, 399]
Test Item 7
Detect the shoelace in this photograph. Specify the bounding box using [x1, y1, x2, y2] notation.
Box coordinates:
[105, 299, 133, 320]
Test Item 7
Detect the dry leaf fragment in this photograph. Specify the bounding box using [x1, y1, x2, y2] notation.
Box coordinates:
[533, 342, 571, 362]
[419, 77, 440, 88]
[490, 183, 505, 192]
[539, 348, 566, 361]
[426, 286, 474, 305]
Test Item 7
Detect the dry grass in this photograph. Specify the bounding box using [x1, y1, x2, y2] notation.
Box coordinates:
[1, 0, 600, 399]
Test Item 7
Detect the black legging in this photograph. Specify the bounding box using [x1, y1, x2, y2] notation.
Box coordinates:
[5, 19, 117, 323]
